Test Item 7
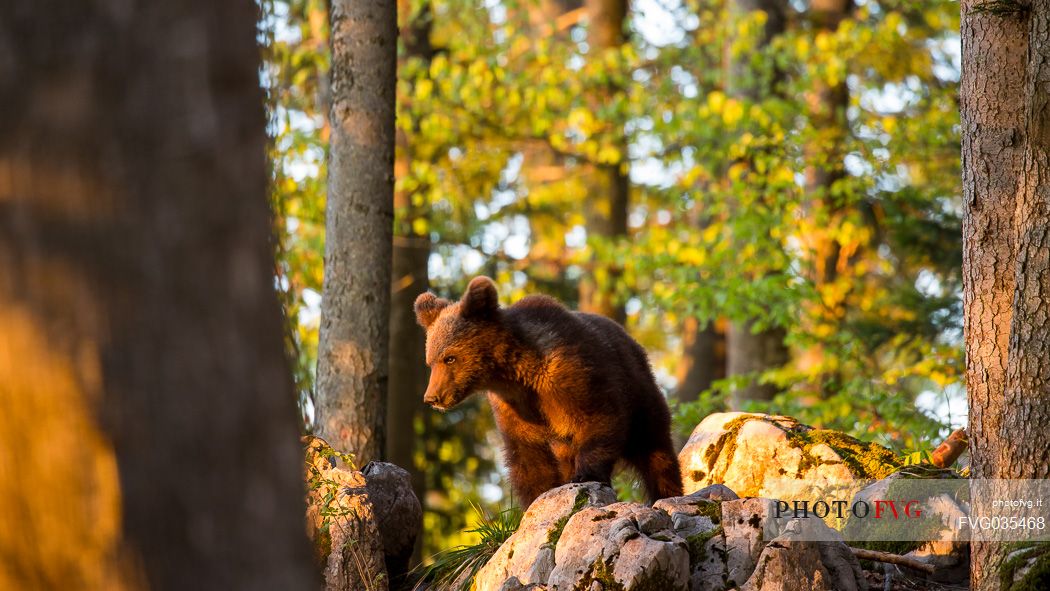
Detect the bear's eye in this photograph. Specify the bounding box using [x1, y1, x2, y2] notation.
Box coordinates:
[443, 355, 456, 365]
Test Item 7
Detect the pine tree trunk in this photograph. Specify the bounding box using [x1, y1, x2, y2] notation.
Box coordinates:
[0, 1, 314, 588]
[960, 1, 1046, 589]
[725, 0, 789, 409]
[579, 0, 629, 324]
[316, 0, 398, 462]
[1001, 1, 1050, 481]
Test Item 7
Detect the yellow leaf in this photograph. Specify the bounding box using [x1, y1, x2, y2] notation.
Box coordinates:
[707, 91, 726, 114]
[412, 217, 428, 236]
[722, 99, 744, 126]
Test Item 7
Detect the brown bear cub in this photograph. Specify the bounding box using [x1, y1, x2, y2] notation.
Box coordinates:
[414, 276, 683, 508]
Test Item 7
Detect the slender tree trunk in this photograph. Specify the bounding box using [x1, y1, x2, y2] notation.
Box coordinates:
[316, 0, 398, 462]
[0, 1, 315, 589]
[387, 0, 433, 563]
[580, 0, 629, 325]
[961, 2, 1045, 589]
[724, 0, 789, 409]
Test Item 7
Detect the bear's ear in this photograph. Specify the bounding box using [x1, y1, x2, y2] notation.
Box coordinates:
[460, 276, 499, 320]
[414, 292, 450, 329]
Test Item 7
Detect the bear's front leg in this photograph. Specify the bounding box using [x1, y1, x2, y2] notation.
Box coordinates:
[569, 438, 618, 486]
[503, 437, 563, 508]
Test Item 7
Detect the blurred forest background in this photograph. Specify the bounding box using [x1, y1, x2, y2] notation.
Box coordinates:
[260, 0, 963, 560]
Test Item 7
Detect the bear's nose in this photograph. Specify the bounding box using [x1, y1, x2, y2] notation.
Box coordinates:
[423, 392, 439, 406]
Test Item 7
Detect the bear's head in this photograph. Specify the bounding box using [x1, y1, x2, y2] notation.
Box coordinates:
[413, 276, 501, 411]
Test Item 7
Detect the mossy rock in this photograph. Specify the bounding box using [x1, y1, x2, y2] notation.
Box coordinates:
[1001, 543, 1050, 591]
[679, 413, 905, 501]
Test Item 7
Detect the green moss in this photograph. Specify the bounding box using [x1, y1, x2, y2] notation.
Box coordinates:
[313, 526, 333, 567]
[545, 490, 591, 549]
[792, 429, 902, 480]
[1001, 543, 1050, 591]
[693, 499, 722, 524]
[703, 414, 762, 483]
[705, 430, 735, 471]
[685, 526, 723, 568]
[573, 554, 626, 591]
[715, 414, 903, 481]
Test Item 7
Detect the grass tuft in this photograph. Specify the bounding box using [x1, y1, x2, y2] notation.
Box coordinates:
[414, 504, 522, 591]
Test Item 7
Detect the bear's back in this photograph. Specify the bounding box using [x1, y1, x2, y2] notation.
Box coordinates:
[504, 296, 653, 381]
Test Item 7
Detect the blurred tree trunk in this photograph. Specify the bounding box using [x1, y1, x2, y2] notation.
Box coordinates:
[727, 321, 789, 409]
[0, 0, 315, 589]
[387, 0, 433, 563]
[725, 0, 789, 409]
[673, 319, 726, 404]
[795, 0, 852, 397]
[579, 0, 629, 324]
[961, 2, 1045, 589]
[518, 0, 581, 297]
[316, 0, 397, 462]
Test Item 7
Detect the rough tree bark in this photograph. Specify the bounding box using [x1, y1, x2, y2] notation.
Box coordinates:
[316, 0, 398, 462]
[1000, 0, 1050, 480]
[961, 1, 1048, 589]
[579, 0, 630, 324]
[724, 0, 790, 409]
[0, 1, 314, 589]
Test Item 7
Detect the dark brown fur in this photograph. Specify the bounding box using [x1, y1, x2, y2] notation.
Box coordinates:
[414, 276, 684, 508]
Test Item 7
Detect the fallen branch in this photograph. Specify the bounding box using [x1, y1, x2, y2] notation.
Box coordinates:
[931, 427, 968, 468]
[849, 547, 936, 575]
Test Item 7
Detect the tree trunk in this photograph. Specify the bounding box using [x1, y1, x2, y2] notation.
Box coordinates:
[795, 0, 851, 397]
[727, 321, 789, 409]
[579, 0, 629, 324]
[724, 0, 789, 409]
[316, 0, 398, 462]
[960, 1, 1045, 589]
[1001, 1, 1050, 481]
[386, 0, 434, 563]
[673, 318, 726, 404]
[0, 1, 314, 589]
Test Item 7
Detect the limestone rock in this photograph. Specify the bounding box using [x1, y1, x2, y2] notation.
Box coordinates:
[362, 461, 423, 583]
[473, 482, 617, 591]
[847, 470, 969, 583]
[679, 413, 900, 503]
[498, 577, 548, 591]
[472, 467, 873, 591]
[722, 498, 781, 587]
[547, 502, 690, 590]
[740, 517, 867, 591]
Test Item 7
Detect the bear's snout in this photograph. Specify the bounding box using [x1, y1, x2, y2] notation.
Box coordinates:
[423, 391, 441, 408]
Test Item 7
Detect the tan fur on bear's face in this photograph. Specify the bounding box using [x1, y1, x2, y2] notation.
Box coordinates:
[413, 277, 502, 410]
